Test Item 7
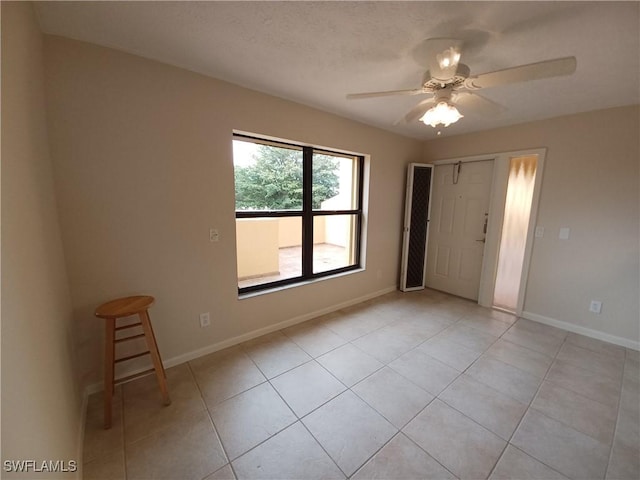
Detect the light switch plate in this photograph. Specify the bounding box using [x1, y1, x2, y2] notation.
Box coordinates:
[535, 226, 545, 238]
[559, 227, 570, 240]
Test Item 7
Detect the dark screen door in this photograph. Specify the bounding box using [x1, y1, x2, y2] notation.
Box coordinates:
[400, 164, 433, 291]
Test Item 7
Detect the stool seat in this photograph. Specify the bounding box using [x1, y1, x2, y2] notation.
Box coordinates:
[95, 294, 170, 429]
[95, 295, 154, 318]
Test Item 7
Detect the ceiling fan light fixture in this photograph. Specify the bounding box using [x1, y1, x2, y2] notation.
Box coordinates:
[437, 47, 461, 69]
[420, 101, 463, 128]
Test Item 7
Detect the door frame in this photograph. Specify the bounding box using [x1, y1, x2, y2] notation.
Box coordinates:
[431, 148, 546, 315]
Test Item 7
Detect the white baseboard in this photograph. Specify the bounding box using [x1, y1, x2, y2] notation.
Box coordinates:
[165, 285, 396, 367]
[85, 286, 397, 394]
[522, 311, 640, 351]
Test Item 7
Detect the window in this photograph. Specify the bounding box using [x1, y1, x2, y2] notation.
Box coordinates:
[233, 134, 364, 294]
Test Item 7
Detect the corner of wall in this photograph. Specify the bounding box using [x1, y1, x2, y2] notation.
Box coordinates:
[2, 2, 85, 474]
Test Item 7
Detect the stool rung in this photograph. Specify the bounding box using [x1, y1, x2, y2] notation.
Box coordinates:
[114, 368, 155, 385]
[115, 350, 150, 363]
[115, 333, 146, 343]
[115, 322, 142, 331]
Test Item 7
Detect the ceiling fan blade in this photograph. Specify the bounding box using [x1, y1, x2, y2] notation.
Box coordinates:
[346, 89, 424, 100]
[397, 97, 436, 125]
[455, 92, 506, 116]
[465, 56, 577, 90]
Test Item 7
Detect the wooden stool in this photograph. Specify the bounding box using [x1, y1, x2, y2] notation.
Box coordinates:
[95, 295, 171, 429]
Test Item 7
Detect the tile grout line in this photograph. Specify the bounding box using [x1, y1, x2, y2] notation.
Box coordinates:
[484, 332, 576, 480]
[211, 340, 351, 470]
[186, 360, 239, 479]
[343, 310, 462, 478]
[387, 301, 508, 478]
[270, 344, 385, 477]
[261, 297, 458, 478]
[347, 307, 500, 479]
[426, 313, 534, 479]
[421, 312, 552, 479]
[603, 347, 627, 480]
[221, 345, 299, 465]
[281, 331, 347, 360]
[267, 359, 348, 417]
[195, 325, 385, 471]
[297, 417, 350, 478]
[119, 385, 128, 480]
[348, 429, 458, 480]
[394, 398, 461, 479]
[265, 353, 378, 478]
[85, 386, 128, 478]
[262, 352, 362, 478]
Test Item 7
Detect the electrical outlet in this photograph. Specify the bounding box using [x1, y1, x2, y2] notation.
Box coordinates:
[589, 300, 602, 314]
[209, 228, 219, 242]
[199, 312, 211, 327]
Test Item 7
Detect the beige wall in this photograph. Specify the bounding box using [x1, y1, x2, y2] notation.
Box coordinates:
[43, 35, 423, 384]
[278, 216, 303, 248]
[424, 106, 640, 344]
[277, 216, 325, 247]
[1, 3, 82, 477]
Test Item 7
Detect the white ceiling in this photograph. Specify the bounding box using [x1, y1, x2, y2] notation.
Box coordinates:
[35, 1, 640, 140]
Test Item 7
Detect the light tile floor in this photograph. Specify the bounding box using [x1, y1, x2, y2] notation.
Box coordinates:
[83, 289, 640, 480]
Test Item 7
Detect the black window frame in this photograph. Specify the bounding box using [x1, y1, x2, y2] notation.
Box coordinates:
[234, 133, 365, 295]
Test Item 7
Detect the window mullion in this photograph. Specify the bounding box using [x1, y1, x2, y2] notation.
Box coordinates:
[302, 147, 314, 277]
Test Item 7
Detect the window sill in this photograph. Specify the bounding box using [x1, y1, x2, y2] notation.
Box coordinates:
[237, 268, 365, 300]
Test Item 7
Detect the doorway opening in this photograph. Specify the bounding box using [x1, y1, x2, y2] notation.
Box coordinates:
[492, 155, 539, 312]
[426, 148, 546, 314]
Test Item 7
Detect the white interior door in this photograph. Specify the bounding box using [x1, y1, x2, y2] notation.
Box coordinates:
[426, 160, 494, 300]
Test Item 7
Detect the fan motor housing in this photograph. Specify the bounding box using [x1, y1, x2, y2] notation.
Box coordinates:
[423, 64, 470, 90]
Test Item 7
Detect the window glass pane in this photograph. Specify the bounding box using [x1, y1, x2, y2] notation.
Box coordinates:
[313, 214, 357, 273]
[236, 217, 302, 288]
[233, 139, 303, 211]
[312, 153, 358, 210]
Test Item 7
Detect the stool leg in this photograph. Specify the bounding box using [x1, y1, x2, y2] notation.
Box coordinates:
[139, 310, 171, 406]
[104, 318, 116, 429]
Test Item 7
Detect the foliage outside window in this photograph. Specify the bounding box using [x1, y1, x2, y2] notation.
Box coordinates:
[233, 134, 364, 293]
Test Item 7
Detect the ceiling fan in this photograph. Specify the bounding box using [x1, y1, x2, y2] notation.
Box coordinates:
[346, 38, 577, 128]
